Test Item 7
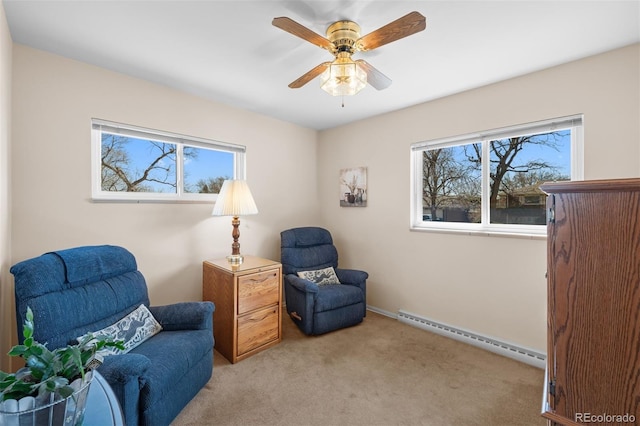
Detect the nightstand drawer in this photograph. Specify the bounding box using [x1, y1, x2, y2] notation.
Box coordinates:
[237, 269, 280, 314]
[237, 305, 279, 355]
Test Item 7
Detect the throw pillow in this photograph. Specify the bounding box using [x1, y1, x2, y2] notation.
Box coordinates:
[80, 304, 162, 355]
[297, 266, 341, 285]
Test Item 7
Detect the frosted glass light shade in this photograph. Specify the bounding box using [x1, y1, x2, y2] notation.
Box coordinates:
[211, 180, 258, 216]
[320, 57, 367, 97]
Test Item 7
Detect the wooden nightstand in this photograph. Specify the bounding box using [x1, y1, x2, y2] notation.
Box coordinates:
[203, 256, 282, 363]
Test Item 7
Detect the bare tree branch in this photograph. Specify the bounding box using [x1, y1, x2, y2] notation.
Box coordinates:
[101, 135, 176, 192]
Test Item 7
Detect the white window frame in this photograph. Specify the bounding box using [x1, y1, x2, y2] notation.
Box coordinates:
[410, 115, 584, 238]
[91, 119, 246, 202]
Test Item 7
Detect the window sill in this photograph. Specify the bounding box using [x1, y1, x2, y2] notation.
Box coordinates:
[410, 225, 547, 240]
[90, 197, 215, 204]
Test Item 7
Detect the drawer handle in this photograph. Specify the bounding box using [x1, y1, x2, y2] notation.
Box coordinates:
[246, 273, 277, 284]
[249, 309, 277, 322]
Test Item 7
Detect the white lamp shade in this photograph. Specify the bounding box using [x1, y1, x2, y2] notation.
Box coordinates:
[211, 180, 258, 216]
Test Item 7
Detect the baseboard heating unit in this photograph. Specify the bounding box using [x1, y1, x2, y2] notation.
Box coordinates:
[397, 309, 546, 369]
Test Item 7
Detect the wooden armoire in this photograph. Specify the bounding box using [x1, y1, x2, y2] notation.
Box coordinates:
[540, 178, 640, 425]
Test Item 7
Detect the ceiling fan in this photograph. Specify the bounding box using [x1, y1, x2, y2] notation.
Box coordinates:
[272, 11, 426, 98]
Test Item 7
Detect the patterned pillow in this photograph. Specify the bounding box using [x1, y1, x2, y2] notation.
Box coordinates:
[81, 304, 163, 355]
[297, 267, 341, 285]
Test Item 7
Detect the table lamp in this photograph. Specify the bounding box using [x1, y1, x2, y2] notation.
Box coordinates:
[211, 179, 258, 265]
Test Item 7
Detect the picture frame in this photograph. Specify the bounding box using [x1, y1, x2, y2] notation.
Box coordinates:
[339, 167, 367, 207]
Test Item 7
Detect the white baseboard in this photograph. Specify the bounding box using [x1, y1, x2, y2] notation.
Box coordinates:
[366, 305, 396, 319]
[396, 309, 546, 369]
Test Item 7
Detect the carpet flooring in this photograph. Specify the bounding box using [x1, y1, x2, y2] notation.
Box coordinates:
[171, 310, 546, 426]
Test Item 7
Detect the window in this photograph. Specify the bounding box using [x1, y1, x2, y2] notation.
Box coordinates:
[410, 115, 583, 236]
[91, 119, 245, 202]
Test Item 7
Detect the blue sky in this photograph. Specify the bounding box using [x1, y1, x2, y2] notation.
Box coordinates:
[498, 130, 571, 177]
[451, 130, 571, 178]
[184, 146, 234, 188]
[103, 135, 234, 192]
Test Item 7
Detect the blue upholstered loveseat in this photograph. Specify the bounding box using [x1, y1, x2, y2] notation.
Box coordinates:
[10, 245, 215, 426]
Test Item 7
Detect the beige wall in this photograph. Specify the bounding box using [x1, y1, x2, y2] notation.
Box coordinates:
[318, 44, 640, 352]
[9, 45, 319, 348]
[0, 3, 12, 372]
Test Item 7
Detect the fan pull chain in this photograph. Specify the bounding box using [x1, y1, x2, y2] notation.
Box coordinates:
[341, 95, 345, 108]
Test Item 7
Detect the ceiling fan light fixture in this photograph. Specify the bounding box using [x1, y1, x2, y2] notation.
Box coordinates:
[320, 56, 367, 97]
[273, 12, 426, 95]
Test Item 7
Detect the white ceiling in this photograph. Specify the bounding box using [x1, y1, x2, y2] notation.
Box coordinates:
[3, 1, 639, 130]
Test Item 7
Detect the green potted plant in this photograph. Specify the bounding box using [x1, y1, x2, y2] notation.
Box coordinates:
[0, 307, 124, 425]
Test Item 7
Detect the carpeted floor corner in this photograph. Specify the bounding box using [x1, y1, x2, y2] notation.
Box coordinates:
[171, 310, 546, 426]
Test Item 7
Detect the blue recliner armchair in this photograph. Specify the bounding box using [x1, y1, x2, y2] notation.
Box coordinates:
[280, 227, 368, 335]
[10, 245, 214, 426]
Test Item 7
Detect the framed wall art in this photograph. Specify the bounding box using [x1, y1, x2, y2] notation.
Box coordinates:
[339, 167, 367, 207]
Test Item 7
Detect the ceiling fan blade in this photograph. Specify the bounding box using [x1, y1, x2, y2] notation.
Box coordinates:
[356, 60, 392, 90]
[288, 62, 332, 88]
[356, 11, 426, 52]
[272, 17, 334, 51]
